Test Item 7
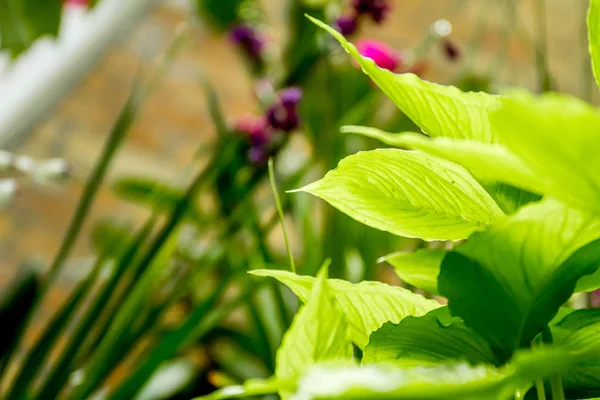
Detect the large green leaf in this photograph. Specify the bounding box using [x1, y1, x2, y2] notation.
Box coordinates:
[439, 200, 600, 362]
[342, 128, 541, 215]
[589, 0, 600, 89]
[292, 348, 574, 400]
[363, 308, 499, 367]
[0, 0, 62, 57]
[250, 270, 441, 348]
[309, 16, 502, 143]
[275, 270, 353, 386]
[380, 249, 444, 295]
[491, 92, 600, 212]
[294, 149, 504, 241]
[192, 376, 294, 400]
[552, 309, 600, 399]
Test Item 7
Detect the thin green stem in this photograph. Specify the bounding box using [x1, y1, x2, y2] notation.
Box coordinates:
[582, 0, 594, 102]
[533, 0, 553, 91]
[549, 374, 566, 400]
[268, 158, 296, 273]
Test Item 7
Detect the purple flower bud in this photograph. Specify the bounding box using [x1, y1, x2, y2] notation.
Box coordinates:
[229, 24, 265, 60]
[248, 146, 268, 165]
[336, 15, 358, 36]
[267, 106, 300, 132]
[234, 115, 271, 146]
[352, 0, 390, 24]
[279, 87, 303, 109]
[442, 39, 461, 62]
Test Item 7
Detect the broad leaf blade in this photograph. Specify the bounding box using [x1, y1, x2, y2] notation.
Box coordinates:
[293, 348, 573, 400]
[193, 377, 294, 400]
[491, 92, 600, 212]
[275, 271, 353, 395]
[380, 249, 444, 295]
[251, 270, 441, 349]
[364, 308, 498, 367]
[552, 309, 600, 398]
[309, 16, 502, 143]
[295, 149, 503, 241]
[439, 200, 600, 362]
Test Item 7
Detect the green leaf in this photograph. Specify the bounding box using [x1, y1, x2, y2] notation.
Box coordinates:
[192, 376, 295, 400]
[575, 268, 600, 293]
[0, 0, 62, 57]
[294, 149, 504, 241]
[439, 200, 600, 362]
[552, 309, 600, 398]
[343, 128, 541, 214]
[363, 308, 499, 367]
[114, 177, 204, 223]
[379, 249, 444, 295]
[250, 270, 441, 349]
[491, 92, 600, 212]
[308, 16, 502, 143]
[292, 348, 574, 400]
[275, 270, 353, 398]
[379, 133, 541, 193]
[589, 0, 600, 89]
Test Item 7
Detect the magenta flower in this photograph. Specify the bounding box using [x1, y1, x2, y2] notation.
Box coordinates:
[356, 39, 400, 71]
[234, 115, 270, 146]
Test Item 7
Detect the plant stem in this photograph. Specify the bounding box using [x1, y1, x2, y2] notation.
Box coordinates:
[549, 374, 566, 400]
[541, 327, 566, 400]
[582, 0, 594, 102]
[533, 0, 553, 91]
[268, 158, 296, 273]
[535, 379, 547, 400]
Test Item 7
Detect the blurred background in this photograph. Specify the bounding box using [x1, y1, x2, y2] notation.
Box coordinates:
[0, 0, 596, 398]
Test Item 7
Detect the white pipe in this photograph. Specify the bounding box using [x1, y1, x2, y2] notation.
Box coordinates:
[0, 0, 164, 149]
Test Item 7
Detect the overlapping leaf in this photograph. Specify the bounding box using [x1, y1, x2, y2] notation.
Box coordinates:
[380, 249, 445, 295]
[275, 271, 353, 385]
[491, 92, 600, 213]
[294, 149, 504, 241]
[363, 308, 498, 367]
[309, 16, 502, 143]
[439, 200, 600, 362]
[251, 270, 440, 348]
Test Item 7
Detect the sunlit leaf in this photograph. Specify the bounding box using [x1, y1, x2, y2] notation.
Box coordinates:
[491, 92, 600, 212]
[294, 149, 503, 241]
[363, 308, 498, 367]
[379, 249, 444, 295]
[309, 16, 502, 143]
[275, 270, 353, 393]
[192, 376, 294, 400]
[552, 309, 600, 398]
[439, 200, 600, 362]
[292, 348, 574, 400]
[250, 270, 440, 349]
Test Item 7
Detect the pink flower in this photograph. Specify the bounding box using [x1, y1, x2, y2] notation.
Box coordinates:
[356, 39, 400, 71]
[65, 0, 88, 6]
[233, 115, 270, 146]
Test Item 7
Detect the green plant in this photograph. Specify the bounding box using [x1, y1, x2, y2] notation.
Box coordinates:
[196, 3, 600, 399]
